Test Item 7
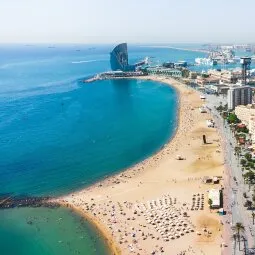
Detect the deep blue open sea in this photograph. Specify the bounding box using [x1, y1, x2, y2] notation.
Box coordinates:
[0, 44, 249, 254]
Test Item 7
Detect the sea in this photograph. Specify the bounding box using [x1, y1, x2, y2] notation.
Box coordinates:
[0, 44, 252, 255]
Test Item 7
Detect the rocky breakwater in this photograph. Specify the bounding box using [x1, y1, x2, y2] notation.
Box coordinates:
[0, 194, 60, 209]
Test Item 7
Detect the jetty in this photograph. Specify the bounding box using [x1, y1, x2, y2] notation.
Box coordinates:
[142, 45, 210, 54]
[0, 194, 59, 209]
[83, 71, 147, 83]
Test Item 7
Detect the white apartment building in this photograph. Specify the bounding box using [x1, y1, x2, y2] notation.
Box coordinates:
[235, 104, 255, 124]
[235, 104, 255, 144]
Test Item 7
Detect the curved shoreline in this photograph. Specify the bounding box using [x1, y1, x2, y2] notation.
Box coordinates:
[56, 76, 190, 254]
[59, 76, 183, 195]
[57, 76, 225, 255]
[58, 200, 121, 255]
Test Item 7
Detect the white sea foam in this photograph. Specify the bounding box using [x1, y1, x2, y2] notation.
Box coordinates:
[71, 59, 103, 64]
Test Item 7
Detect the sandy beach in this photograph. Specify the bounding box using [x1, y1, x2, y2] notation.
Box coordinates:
[57, 76, 227, 255]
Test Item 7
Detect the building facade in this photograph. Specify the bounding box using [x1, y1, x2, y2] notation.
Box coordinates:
[235, 104, 255, 124]
[196, 76, 220, 86]
[110, 43, 135, 71]
[235, 104, 255, 144]
[208, 69, 242, 84]
[227, 86, 252, 110]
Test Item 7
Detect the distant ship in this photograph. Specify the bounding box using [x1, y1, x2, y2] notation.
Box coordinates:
[195, 58, 217, 66]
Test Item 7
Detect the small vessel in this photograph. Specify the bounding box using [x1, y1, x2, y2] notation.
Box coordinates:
[195, 58, 214, 66]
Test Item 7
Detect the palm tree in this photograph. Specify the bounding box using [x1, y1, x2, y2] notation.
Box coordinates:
[234, 146, 241, 166]
[241, 236, 247, 255]
[234, 146, 241, 157]
[232, 233, 237, 254]
[252, 194, 255, 208]
[235, 134, 240, 144]
[233, 222, 245, 251]
[252, 211, 255, 225]
[208, 198, 213, 212]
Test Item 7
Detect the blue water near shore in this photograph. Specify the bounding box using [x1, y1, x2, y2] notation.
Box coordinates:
[0, 78, 178, 196]
[0, 44, 203, 197]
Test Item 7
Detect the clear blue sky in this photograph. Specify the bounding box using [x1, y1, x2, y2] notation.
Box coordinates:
[0, 0, 254, 44]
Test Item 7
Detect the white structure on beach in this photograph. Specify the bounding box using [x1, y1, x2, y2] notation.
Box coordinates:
[227, 85, 252, 110]
[208, 189, 220, 208]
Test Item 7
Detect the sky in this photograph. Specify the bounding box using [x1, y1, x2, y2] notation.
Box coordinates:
[0, 0, 254, 44]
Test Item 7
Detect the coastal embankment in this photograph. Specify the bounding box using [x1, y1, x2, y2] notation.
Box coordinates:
[142, 46, 210, 54]
[57, 76, 226, 255]
[0, 195, 59, 209]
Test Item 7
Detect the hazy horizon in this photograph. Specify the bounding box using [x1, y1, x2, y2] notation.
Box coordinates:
[1, 0, 255, 44]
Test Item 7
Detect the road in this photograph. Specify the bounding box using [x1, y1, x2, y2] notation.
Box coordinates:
[206, 94, 254, 254]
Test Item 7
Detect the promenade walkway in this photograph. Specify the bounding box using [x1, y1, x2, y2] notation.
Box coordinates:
[206, 94, 254, 255]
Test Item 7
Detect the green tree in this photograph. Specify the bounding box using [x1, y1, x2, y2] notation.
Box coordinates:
[245, 153, 252, 162]
[235, 134, 240, 143]
[227, 113, 240, 124]
[234, 147, 241, 166]
[252, 193, 255, 206]
[233, 222, 245, 251]
[244, 200, 252, 208]
[216, 105, 224, 112]
[241, 159, 247, 166]
[232, 233, 237, 253]
[243, 171, 255, 190]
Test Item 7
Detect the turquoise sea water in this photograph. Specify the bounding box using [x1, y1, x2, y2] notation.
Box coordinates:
[0, 207, 110, 255]
[0, 78, 178, 196]
[1, 44, 248, 254]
